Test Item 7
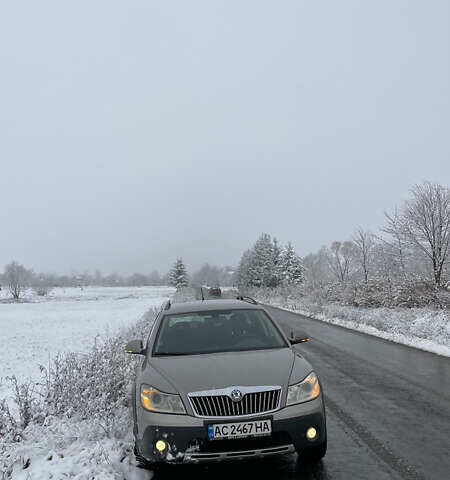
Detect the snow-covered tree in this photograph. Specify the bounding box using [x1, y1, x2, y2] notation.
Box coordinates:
[380, 182, 450, 286]
[270, 238, 283, 288]
[235, 250, 252, 289]
[168, 258, 189, 290]
[327, 241, 357, 283]
[247, 233, 275, 287]
[235, 234, 304, 289]
[280, 242, 305, 286]
[4, 261, 33, 299]
[302, 246, 332, 287]
[401, 182, 450, 287]
[380, 209, 410, 281]
[352, 228, 376, 283]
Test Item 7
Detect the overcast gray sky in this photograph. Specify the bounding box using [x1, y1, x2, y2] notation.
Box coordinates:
[1, 0, 449, 275]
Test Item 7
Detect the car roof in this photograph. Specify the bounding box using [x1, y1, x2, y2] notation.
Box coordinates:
[165, 299, 262, 315]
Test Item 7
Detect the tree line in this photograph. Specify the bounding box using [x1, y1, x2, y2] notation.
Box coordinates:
[0, 264, 169, 299]
[303, 181, 449, 290]
[232, 181, 449, 309]
[2, 181, 448, 304]
[0, 258, 233, 299]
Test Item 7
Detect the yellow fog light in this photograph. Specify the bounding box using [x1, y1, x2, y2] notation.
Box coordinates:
[306, 427, 317, 440]
[155, 440, 167, 452]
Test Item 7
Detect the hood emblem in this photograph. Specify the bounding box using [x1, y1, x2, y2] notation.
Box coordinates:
[230, 389, 243, 402]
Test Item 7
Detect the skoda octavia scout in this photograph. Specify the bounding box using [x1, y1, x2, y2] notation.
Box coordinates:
[125, 298, 327, 466]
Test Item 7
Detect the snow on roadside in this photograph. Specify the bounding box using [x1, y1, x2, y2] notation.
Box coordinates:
[0, 292, 172, 480]
[262, 298, 450, 357]
[5, 409, 153, 480]
[0, 287, 174, 404]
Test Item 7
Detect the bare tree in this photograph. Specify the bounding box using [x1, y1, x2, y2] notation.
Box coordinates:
[401, 182, 450, 287]
[380, 209, 409, 280]
[302, 247, 332, 287]
[4, 261, 33, 300]
[353, 228, 376, 282]
[328, 241, 357, 283]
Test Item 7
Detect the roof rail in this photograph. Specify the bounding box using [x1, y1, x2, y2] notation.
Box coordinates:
[164, 300, 171, 310]
[236, 295, 258, 305]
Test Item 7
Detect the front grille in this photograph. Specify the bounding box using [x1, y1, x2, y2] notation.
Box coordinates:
[189, 388, 281, 417]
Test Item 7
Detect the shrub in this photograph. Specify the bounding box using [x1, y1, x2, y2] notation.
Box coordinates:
[0, 307, 159, 478]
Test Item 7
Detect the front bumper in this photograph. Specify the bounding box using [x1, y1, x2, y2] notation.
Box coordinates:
[135, 396, 326, 463]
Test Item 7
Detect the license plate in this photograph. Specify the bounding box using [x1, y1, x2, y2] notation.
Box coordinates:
[208, 419, 272, 440]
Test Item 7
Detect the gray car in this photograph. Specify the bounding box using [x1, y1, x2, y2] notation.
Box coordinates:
[125, 298, 327, 466]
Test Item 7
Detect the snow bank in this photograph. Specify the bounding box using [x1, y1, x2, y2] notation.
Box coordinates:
[0, 287, 174, 479]
[0, 303, 166, 479]
[4, 410, 152, 480]
[259, 295, 450, 357]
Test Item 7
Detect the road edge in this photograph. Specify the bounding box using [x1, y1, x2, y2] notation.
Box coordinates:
[265, 303, 450, 358]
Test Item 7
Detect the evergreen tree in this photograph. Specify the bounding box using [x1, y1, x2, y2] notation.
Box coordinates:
[247, 233, 274, 287]
[235, 234, 304, 289]
[235, 250, 252, 290]
[281, 242, 305, 286]
[269, 237, 283, 288]
[168, 258, 189, 290]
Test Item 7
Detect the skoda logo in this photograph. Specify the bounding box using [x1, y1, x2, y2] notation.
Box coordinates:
[230, 389, 243, 402]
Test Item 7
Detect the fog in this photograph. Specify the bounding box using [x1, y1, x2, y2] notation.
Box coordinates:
[0, 0, 449, 274]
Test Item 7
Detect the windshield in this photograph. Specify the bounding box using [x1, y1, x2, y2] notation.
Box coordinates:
[153, 309, 288, 356]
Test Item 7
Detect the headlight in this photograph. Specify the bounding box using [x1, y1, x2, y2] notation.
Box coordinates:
[286, 372, 320, 406]
[140, 385, 186, 414]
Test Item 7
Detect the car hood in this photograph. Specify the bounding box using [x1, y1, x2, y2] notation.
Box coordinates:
[146, 348, 310, 398]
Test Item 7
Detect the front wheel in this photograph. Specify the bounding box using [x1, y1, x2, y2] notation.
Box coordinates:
[297, 437, 327, 463]
[134, 444, 157, 470]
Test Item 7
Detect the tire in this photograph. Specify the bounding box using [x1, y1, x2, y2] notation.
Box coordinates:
[134, 444, 156, 470]
[298, 437, 327, 463]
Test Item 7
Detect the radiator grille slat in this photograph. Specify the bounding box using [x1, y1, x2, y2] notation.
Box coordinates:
[190, 388, 281, 417]
[211, 396, 218, 417]
[219, 395, 226, 416]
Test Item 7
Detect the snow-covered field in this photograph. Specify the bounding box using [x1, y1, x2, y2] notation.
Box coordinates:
[1, 287, 174, 480]
[0, 287, 173, 403]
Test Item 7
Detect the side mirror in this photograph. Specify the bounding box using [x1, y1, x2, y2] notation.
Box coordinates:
[289, 329, 309, 345]
[125, 339, 145, 355]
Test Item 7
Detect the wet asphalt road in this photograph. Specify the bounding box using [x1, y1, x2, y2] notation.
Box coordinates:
[153, 306, 450, 480]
